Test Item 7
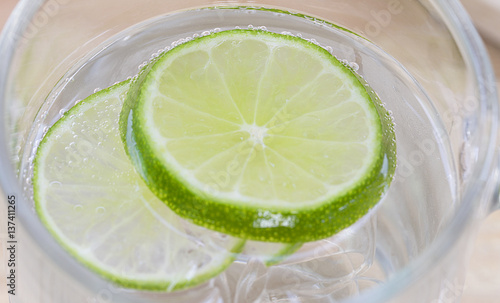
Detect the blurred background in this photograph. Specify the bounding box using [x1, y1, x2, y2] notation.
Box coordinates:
[0, 0, 499, 302]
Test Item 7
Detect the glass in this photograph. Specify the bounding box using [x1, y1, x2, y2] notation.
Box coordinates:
[0, 0, 498, 302]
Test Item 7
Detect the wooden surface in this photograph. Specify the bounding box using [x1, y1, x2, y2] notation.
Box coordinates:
[0, 1, 499, 302]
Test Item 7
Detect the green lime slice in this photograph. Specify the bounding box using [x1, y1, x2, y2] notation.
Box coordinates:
[33, 81, 244, 291]
[121, 29, 396, 243]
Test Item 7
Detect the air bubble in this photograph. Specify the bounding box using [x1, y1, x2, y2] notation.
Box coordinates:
[50, 181, 62, 187]
[93, 88, 101, 94]
[349, 62, 359, 71]
[74, 205, 83, 212]
[96, 206, 106, 214]
[248, 24, 254, 29]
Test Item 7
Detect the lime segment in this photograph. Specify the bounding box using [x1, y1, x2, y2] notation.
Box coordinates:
[122, 29, 396, 242]
[34, 81, 244, 291]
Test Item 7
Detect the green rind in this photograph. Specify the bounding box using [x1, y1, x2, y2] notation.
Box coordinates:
[34, 81, 245, 291]
[121, 29, 396, 243]
[206, 6, 364, 39]
[263, 243, 303, 267]
[241, 241, 303, 267]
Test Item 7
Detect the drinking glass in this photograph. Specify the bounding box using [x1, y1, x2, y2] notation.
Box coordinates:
[0, 0, 498, 302]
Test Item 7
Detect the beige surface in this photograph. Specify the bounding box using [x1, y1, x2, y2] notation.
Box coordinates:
[1, 2, 17, 303]
[460, 39, 500, 302]
[461, 1, 500, 299]
[0, 1, 500, 302]
[0, 0, 16, 29]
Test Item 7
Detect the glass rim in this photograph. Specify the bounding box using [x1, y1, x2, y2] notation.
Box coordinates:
[0, 0, 498, 302]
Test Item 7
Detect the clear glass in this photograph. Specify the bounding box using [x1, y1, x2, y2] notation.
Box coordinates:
[0, 0, 498, 302]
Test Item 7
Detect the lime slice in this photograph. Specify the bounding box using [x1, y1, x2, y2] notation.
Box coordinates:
[33, 81, 244, 291]
[121, 29, 396, 243]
